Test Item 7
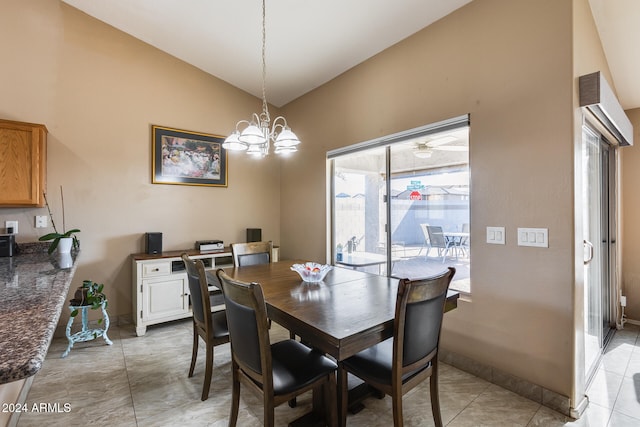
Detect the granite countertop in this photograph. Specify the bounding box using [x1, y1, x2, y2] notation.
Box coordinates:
[0, 243, 78, 384]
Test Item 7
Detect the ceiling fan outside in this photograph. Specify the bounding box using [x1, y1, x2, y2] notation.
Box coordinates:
[412, 135, 468, 158]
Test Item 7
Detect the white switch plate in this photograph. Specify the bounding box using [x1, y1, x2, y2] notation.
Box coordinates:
[5, 220, 18, 234]
[486, 226, 505, 244]
[35, 215, 48, 228]
[517, 227, 548, 247]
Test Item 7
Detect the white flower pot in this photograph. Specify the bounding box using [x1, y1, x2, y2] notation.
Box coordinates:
[58, 237, 73, 254]
[58, 252, 73, 268]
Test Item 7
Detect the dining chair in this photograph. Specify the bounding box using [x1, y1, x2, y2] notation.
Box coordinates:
[426, 225, 457, 263]
[181, 253, 230, 401]
[338, 267, 455, 427]
[231, 241, 273, 267]
[216, 269, 339, 427]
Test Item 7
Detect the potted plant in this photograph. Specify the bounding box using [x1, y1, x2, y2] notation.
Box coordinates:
[39, 186, 80, 254]
[70, 280, 108, 321]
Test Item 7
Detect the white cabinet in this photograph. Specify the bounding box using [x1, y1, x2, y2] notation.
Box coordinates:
[132, 249, 233, 336]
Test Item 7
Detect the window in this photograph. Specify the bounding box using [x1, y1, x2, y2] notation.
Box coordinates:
[329, 115, 470, 292]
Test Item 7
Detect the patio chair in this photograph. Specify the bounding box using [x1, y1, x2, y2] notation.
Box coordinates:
[418, 223, 430, 256]
[426, 225, 457, 263]
[459, 223, 470, 256]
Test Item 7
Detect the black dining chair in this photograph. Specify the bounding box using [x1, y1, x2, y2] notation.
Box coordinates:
[231, 241, 273, 267]
[338, 267, 455, 427]
[216, 269, 338, 427]
[182, 253, 230, 401]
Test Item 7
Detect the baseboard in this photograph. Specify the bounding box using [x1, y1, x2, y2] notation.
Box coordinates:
[439, 348, 573, 418]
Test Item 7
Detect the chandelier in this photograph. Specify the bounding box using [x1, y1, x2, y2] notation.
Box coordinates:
[223, 0, 301, 157]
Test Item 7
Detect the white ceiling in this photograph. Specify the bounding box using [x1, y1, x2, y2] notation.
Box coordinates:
[589, 0, 640, 110]
[61, 0, 640, 110]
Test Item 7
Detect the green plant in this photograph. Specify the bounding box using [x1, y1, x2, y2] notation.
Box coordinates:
[70, 280, 108, 323]
[38, 186, 80, 254]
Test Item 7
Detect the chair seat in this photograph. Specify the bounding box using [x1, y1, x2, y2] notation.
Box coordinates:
[271, 340, 337, 396]
[342, 338, 429, 386]
[209, 310, 229, 340]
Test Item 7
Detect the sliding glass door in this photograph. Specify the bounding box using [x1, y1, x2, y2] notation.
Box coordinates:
[332, 146, 388, 274]
[582, 122, 616, 380]
[330, 116, 470, 291]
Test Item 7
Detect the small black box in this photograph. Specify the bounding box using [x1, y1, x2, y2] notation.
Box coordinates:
[145, 232, 162, 254]
[246, 228, 262, 243]
[0, 234, 15, 257]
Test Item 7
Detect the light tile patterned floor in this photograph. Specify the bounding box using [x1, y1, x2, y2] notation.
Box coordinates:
[15, 321, 640, 426]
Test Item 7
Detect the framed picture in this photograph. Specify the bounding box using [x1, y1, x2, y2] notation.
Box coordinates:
[151, 125, 227, 187]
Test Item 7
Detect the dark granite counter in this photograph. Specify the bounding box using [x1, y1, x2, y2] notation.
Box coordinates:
[0, 245, 78, 384]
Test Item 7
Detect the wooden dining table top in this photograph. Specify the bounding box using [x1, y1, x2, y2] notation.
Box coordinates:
[206, 260, 459, 361]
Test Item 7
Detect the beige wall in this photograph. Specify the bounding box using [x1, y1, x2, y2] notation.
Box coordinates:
[622, 108, 640, 320]
[0, 0, 625, 409]
[0, 0, 282, 321]
[281, 0, 579, 401]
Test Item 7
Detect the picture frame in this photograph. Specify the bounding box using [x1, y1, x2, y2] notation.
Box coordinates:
[151, 125, 227, 187]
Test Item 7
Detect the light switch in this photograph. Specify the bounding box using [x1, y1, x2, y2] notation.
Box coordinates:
[486, 226, 505, 245]
[517, 227, 548, 247]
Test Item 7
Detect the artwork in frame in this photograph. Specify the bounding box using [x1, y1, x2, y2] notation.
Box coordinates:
[151, 125, 227, 187]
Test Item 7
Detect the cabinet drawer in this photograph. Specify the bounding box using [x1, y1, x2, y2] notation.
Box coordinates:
[142, 262, 171, 277]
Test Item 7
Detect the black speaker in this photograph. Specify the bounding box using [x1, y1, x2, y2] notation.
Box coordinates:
[246, 228, 262, 243]
[145, 232, 163, 254]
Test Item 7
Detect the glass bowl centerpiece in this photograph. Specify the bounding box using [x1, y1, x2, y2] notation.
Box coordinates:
[291, 262, 333, 283]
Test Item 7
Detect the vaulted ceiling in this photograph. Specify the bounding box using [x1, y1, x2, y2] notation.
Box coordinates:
[61, 0, 640, 110]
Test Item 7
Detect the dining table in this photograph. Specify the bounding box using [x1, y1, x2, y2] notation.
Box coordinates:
[206, 259, 459, 426]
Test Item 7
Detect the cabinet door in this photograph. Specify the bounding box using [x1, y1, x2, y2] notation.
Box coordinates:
[142, 275, 188, 321]
[0, 119, 47, 207]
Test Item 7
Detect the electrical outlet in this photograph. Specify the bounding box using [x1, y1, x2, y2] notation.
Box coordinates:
[5, 220, 18, 234]
[35, 215, 48, 228]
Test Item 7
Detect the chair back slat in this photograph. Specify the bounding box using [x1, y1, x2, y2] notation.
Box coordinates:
[224, 295, 262, 373]
[403, 293, 447, 365]
[182, 255, 211, 327]
[231, 241, 272, 267]
[238, 252, 270, 267]
[216, 269, 272, 380]
[396, 268, 455, 368]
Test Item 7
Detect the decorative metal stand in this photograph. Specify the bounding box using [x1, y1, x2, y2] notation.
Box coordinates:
[62, 301, 112, 358]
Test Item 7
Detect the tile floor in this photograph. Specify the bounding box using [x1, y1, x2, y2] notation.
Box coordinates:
[15, 321, 640, 426]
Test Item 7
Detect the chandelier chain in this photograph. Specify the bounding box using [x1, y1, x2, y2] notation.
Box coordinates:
[223, 0, 300, 155]
[261, 0, 269, 124]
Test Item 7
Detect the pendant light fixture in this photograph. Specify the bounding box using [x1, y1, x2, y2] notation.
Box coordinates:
[223, 0, 301, 157]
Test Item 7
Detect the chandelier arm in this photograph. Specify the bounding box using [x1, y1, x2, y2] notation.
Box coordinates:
[270, 116, 289, 134]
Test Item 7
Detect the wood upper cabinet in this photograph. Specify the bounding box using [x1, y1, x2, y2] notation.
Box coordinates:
[0, 119, 47, 207]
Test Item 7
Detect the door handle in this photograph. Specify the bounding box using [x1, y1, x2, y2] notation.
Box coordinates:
[584, 240, 594, 265]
